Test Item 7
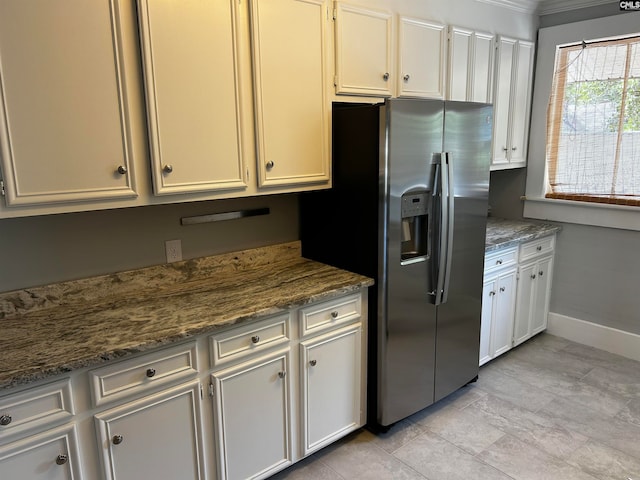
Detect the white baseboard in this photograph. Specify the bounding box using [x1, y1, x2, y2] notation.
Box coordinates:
[547, 312, 640, 362]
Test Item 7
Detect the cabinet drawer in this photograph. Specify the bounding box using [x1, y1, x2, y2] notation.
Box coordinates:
[520, 235, 555, 262]
[89, 342, 198, 407]
[484, 246, 518, 274]
[209, 313, 290, 367]
[299, 294, 361, 337]
[0, 379, 74, 442]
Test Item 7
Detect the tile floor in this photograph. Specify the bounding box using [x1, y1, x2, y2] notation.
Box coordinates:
[272, 333, 640, 480]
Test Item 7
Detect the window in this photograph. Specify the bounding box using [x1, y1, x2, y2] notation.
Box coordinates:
[546, 34, 640, 206]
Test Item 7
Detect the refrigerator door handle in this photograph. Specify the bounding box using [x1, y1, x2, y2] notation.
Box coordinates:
[441, 152, 455, 303]
[434, 153, 449, 305]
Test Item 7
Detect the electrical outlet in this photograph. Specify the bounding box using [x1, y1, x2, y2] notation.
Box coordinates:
[165, 239, 182, 263]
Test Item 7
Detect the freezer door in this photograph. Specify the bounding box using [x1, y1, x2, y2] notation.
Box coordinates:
[434, 101, 492, 402]
[378, 98, 443, 426]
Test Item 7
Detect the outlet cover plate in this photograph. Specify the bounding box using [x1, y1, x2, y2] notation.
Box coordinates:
[165, 239, 182, 263]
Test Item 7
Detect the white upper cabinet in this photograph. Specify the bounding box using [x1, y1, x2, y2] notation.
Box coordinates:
[251, 0, 331, 188]
[492, 36, 534, 170]
[0, 0, 137, 206]
[334, 3, 394, 96]
[447, 26, 493, 103]
[136, 0, 246, 195]
[397, 17, 446, 99]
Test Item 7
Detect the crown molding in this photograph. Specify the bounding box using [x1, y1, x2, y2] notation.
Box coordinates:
[538, 0, 612, 15]
[475, 0, 612, 16]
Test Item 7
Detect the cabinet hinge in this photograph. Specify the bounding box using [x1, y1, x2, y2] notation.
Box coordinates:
[200, 383, 204, 400]
[0, 180, 4, 196]
[334, 75, 338, 87]
[332, 1, 337, 20]
[246, 167, 250, 182]
[208, 382, 215, 397]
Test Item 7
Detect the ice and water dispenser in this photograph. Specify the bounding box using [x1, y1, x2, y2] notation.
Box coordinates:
[400, 191, 431, 263]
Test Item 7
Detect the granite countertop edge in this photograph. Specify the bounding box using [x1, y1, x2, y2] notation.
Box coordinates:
[0, 242, 373, 391]
[485, 217, 562, 253]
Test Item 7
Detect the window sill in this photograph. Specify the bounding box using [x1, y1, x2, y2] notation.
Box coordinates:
[523, 196, 640, 231]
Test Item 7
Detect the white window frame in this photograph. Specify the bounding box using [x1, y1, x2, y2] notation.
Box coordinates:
[524, 11, 640, 231]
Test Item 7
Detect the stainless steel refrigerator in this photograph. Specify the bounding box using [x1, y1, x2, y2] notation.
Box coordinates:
[300, 98, 492, 428]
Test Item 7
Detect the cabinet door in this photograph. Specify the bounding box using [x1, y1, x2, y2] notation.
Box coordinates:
[531, 256, 553, 336]
[0, 0, 137, 206]
[397, 17, 446, 98]
[471, 32, 494, 103]
[95, 381, 205, 480]
[493, 269, 517, 357]
[509, 40, 534, 167]
[492, 36, 515, 168]
[480, 277, 497, 366]
[301, 324, 362, 455]
[448, 27, 472, 102]
[137, 0, 246, 195]
[0, 424, 81, 479]
[335, 3, 393, 96]
[211, 350, 291, 480]
[514, 261, 536, 346]
[251, 0, 331, 188]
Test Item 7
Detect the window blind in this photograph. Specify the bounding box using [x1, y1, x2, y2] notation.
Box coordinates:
[546, 35, 640, 206]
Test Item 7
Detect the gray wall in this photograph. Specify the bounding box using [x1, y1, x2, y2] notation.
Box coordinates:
[539, 3, 626, 28]
[488, 169, 526, 220]
[551, 223, 640, 336]
[0, 194, 299, 292]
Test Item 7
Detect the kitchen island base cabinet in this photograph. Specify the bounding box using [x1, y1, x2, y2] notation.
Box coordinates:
[94, 381, 206, 480]
[0, 424, 81, 480]
[210, 350, 292, 480]
[301, 324, 362, 455]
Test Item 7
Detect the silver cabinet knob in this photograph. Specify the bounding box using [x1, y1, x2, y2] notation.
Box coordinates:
[330, 311, 339, 319]
[539, 271, 544, 276]
[117, 165, 127, 175]
[278, 371, 286, 379]
[382, 72, 390, 81]
[536, 245, 542, 251]
[266, 161, 274, 170]
[0, 414, 11, 426]
[496, 259, 503, 265]
[403, 74, 410, 81]
[112, 435, 124, 445]
[163, 164, 173, 173]
[500, 286, 506, 292]
[309, 360, 317, 367]
[502, 147, 508, 152]
[56, 454, 68, 465]
[146, 368, 156, 378]
[251, 335, 260, 344]
[489, 291, 496, 296]
[531, 274, 536, 279]
[512, 146, 517, 151]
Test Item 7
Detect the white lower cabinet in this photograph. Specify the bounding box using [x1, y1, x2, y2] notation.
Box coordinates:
[210, 350, 291, 480]
[0, 289, 367, 479]
[94, 381, 206, 480]
[514, 255, 554, 346]
[0, 423, 81, 479]
[480, 267, 517, 366]
[301, 324, 362, 455]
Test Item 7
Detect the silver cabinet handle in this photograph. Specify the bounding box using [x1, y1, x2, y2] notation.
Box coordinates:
[278, 371, 286, 379]
[537, 245, 542, 251]
[489, 291, 496, 296]
[502, 147, 508, 152]
[251, 335, 260, 344]
[330, 311, 339, 319]
[163, 164, 173, 173]
[56, 454, 68, 465]
[146, 368, 156, 378]
[266, 161, 274, 170]
[309, 360, 317, 367]
[382, 72, 390, 81]
[496, 259, 503, 265]
[112, 435, 124, 445]
[117, 165, 127, 175]
[403, 74, 410, 81]
[0, 414, 11, 426]
[500, 286, 506, 292]
[531, 274, 536, 279]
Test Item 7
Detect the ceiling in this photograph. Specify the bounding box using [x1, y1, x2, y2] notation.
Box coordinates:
[476, 0, 612, 15]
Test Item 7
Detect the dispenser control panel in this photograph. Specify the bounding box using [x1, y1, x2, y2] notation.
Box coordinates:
[401, 192, 429, 218]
